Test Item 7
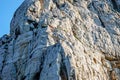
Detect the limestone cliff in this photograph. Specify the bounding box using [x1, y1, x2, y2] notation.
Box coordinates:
[0, 0, 120, 80]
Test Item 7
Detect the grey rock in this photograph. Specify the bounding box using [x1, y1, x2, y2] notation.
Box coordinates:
[2, 63, 16, 80]
[0, 0, 120, 80]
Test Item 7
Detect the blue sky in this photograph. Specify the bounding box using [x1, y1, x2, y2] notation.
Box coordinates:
[0, 0, 24, 37]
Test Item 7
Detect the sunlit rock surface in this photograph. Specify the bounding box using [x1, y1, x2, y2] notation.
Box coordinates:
[0, 0, 120, 80]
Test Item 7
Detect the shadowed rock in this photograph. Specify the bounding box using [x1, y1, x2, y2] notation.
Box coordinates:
[0, 0, 120, 80]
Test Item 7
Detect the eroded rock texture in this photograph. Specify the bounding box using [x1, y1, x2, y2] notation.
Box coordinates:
[0, 0, 120, 80]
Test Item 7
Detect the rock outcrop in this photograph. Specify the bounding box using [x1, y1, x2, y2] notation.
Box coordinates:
[0, 0, 120, 80]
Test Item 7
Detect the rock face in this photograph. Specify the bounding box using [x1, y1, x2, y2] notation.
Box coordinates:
[0, 0, 120, 80]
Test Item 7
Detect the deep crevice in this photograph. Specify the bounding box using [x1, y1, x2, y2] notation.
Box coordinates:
[98, 16, 106, 28]
[49, 63, 52, 67]
[0, 77, 2, 80]
[29, 54, 32, 58]
[111, 0, 120, 12]
[27, 20, 38, 28]
[91, 1, 106, 28]
[53, 0, 59, 8]
[2, 41, 5, 45]
[33, 23, 38, 28]
[21, 76, 26, 80]
[59, 46, 68, 80]
[15, 27, 20, 39]
[34, 32, 37, 36]
[53, 0, 66, 9]
[27, 20, 34, 24]
[39, 49, 47, 79]
[60, 63, 68, 80]
[32, 72, 40, 80]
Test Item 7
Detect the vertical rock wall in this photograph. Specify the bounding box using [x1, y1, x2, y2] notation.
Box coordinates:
[0, 0, 120, 80]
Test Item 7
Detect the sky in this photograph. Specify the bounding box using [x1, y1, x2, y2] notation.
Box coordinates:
[0, 0, 24, 37]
